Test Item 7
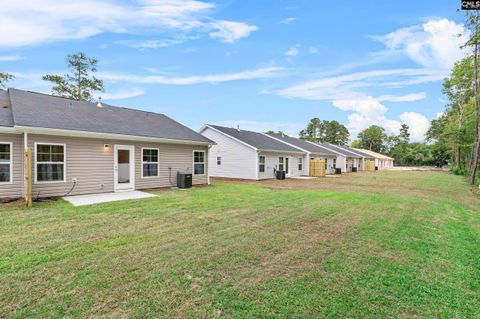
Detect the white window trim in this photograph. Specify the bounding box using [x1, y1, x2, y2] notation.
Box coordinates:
[141, 147, 160, 178]
[34, 142, 66, 184]
[258, 155, 265, 173]
[0, 142, 13, 185]
[193, 150, 206, 176]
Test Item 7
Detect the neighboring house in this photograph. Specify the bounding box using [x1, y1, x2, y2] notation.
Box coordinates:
[266, 134, 338, 174]
[199, 125, 305, 179]
[319, 143, 365, 173]
[0, 89, 214, 200]
[353, 148, 394, 169]
[338, 147, 376, 171]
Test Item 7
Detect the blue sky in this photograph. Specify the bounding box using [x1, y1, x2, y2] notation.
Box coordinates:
[0, 0, 470, 141]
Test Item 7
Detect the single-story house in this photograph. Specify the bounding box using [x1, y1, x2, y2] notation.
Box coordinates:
[0, 88, 214, 200]
[339, 147, 376, 171]
[353, 148, 394, 169]
[265, 133, 338, 174]
[199, 125, 305, 179]
[319, 143, 365, 173]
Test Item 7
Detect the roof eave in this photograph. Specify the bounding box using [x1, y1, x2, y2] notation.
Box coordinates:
[15, 125, 214, 146]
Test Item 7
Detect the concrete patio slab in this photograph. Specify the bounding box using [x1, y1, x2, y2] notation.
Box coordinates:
[64, 191, 157, 207]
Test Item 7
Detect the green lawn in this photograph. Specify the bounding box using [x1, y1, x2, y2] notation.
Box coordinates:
[0, 171, 479, 318]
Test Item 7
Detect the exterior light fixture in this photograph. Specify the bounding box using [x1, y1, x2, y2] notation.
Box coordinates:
[104, 144, 110, 151]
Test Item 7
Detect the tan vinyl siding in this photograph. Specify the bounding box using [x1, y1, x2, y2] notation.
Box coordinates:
[0, 133, 23, 199]
[27, 134, 208, 198]
[135, 143, 208, 189]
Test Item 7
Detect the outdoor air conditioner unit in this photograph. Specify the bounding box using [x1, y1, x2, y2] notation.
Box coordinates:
[177, 172, 192, 189]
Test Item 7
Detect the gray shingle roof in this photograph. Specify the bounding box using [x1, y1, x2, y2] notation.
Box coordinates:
[345, 148, 375, 158]
[209, 125, 303, 153]
[267, 134, 337, 155]
[320, 143, 363, 158]
[0, 90, 14, 127]
[7, 89, 212, 143]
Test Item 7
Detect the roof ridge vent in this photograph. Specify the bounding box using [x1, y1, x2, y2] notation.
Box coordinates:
[2, 100, 11, 108]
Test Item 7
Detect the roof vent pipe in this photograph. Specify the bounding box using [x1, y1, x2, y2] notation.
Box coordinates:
[97, 97, 103, 108]
[237, 125, 240, 131]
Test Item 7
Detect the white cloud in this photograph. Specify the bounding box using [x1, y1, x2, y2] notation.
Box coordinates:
[308, 47, 318, 54]
[0, 55, 23, 62]
[208, 20, 258, 43]
[100, 88, 145, 100]
[285, 47, 299, 57]
[277, 69, 432, 141]
[277, 68, 437, 101]
[399, 112, 430, 141]
[0, 0, 258, 47]
[115, 38, 189, 49]
[212, 120, 303, 137]
[436, 111, 444, 118]
[334, 98, 428, 142]
[376, 92, 426, 102]
[371, 18, 469, 70]
[279, 17, 296, 25]
[98, 66, 283, 85]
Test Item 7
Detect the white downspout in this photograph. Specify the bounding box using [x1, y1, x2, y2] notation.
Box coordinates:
[255, 150, 260, 180]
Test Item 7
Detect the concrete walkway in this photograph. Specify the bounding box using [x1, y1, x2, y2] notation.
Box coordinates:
[64, 191, 157, 207]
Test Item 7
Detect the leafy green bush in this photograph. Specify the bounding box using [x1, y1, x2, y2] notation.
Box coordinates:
[451, 166, 466, 175]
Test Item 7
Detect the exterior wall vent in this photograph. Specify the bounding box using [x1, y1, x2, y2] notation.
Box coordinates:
[2, 100, 11, 108]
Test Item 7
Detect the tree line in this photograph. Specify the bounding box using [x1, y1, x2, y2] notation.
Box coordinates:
[427, 11, 480, 184]
[291, 117, 445, 167]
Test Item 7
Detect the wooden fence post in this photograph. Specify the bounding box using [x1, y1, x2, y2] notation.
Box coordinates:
[24, 148, 32, 208]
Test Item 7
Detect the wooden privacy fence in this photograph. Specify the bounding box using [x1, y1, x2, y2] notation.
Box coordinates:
[365, 159, 375, 172]
[24, 147, 32, 207]
[309, 159, 326, 177]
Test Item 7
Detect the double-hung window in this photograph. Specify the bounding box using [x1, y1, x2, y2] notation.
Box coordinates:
[278, 157, 284, 171]
[298, 157, 303, 171]
[36, 144, 65, 183]
[194, 151, 205, 175]
[333, 158, 336, 169]
[142, 148, 159, 178]
[217, 156, 221, 165]
[0, 143, 12, 183]
[258, 156, 265, 172]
